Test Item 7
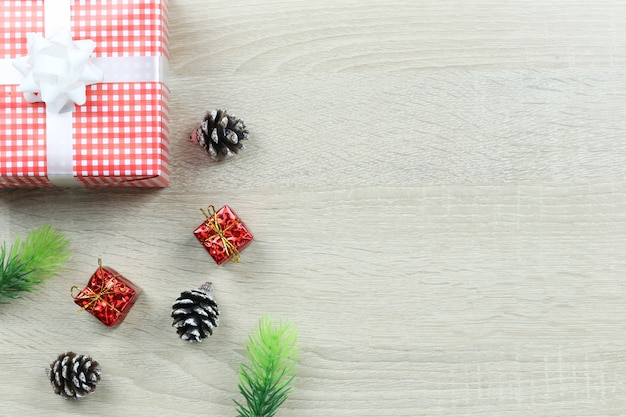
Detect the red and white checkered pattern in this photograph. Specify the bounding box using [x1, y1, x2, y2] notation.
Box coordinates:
[72, 0, 169, 58]
[0, 0, 169, 187]
[0, 1, 44, 59]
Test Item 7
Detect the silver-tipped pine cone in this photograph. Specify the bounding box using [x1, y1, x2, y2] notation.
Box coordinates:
[49, 352, 101, 399]
[190, 109, 249, 160]
[171, 282, 219, 342]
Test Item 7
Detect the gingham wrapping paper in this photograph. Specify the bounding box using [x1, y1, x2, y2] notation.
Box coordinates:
[0, 0, 170, 187]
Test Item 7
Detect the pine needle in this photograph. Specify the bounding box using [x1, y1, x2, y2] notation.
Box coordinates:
[235, 316, 299, 417]
[0, 224, 71, 303]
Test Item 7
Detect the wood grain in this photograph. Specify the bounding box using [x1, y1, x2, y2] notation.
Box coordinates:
[170, 0, 626, 76]
[1, 1, 626, 416]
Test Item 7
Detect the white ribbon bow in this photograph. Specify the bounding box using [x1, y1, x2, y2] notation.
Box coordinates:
[13, 28, 103, 114]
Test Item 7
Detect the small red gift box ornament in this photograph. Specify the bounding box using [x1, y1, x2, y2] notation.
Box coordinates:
[194, 205, 253, 265]
[71, 259, 142, 327]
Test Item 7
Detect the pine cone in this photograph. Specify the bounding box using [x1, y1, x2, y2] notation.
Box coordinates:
[190, 109, 249, 160]
[49, 352, 101, 399]
[171, 282, 220, 342]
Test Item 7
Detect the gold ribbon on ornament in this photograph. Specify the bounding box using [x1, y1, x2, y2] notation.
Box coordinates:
[200, 205, 241, 263]
[71, 259, 125, 315]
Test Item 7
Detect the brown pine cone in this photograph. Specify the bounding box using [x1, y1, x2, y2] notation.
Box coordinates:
[190, 109, 249, 160]
[49, 352, 101, 399]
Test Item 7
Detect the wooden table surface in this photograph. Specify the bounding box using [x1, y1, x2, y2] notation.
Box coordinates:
[1, 1, 626, 415]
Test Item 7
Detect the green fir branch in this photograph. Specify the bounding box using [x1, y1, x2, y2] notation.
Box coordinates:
[0, 224, 71, 303]
[235, 316, 299, 417]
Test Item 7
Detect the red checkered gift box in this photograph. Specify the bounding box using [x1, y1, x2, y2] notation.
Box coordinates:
[0, 0, 170, 187]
